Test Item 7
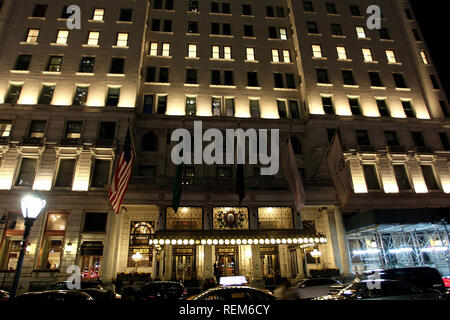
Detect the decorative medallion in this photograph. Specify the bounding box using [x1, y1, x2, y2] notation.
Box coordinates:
[215, 209, 246, 229]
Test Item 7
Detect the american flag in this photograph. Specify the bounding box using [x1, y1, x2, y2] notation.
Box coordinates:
[109, 127, 134, 214]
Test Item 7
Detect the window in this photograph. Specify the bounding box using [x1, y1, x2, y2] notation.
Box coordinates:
[163, 20, 172, 32]
[411, 132, 426, 147]
[119, 8, 133, 22]
[212, 45, 220, 59]
[420, 51, 429, 65]
[342, 70, 356, 85]
[356, 130, 371, 146]
[79, 57, 95, 73]
[277, 100, 287, 119]
[322, 97, 334, 114]
[105, 87, 120, 106]
[421, 165, 439, 191]
[312, 45, 323, 58]
[272, 49, 280, 62]
[289, 100, 300, 119]
[159, 67, 169, 82]
[224, 46, 232, 59]
[151, 19, 161, 31]
[116, 33, 128, 47]
[83, 213, 107, 232]
[15, 158, 37, 187]
[65, 121, 82, 139]
[28, 120, 45, 137]
[326, 3, 337, 14]
[92, 8, 104, 21]
[316, 69, 330, 84]
[268, 27, 277, 39]
[430, 75, 440, 90]
[157, 95, 167, 114]
[185, 68, 197, 84]
[274, 73, 284, 88]
[307, 21, 319, 34]
[393, 73, 408, 88]
[356, 27, 366, 38]
[210, 68, 222, 83]
[211, 22, 220, 35]
[110, 58, 125, 74]
[348, 98, 362, 115]
[188, 44, 197, 58]
[242, 4, 252, 16]
[349, 5, 361, 16]
[386, 50, 397, 63]
[394, 165, 411, 191]
[376, 99, 389, 116]
[141, 132, 158, 152]
[439, 132, 450, 151]
[5, 84, 23, 103]
[362, 48, 374, 62]
[250, 99, 260, 118]
[56, 30, 69, 44]
[60, 6, 70, 19]
[150, 42, 158, 56]
[440, 101, 450, 118]
[337, 46, 348, 59]
[186, 96, 197, 116]
[276, 7, 285, 17]
[153, 0, 162, 9]
[286, 74, 295, 89]
[98, 122, 116, 140]
[189, 1, 199, 12]
[303, 1, 314, 12]
[363, 165, 381, 190]
[55, 159, 76, 188]
[38, 85, 55, 104]
[73, 86, 89, 106]
[14, 55, 32, 70]
[404, 8, 413, 20]
[412, 29, 421, 41]
[91, 159, 111, 187]
[87, 31, 100, 46]
[38, 213, 68, 270]
[331, 23, 343, 36]
[143, 94, 154, 114]
[224, 70, 234, 85]
[127, 222, 154, 267]
[266, 6, 274, 17]
[379, 28, 390, 40]
[369, 72, 383, 87]
[247, 72, 258, 87]
[0, 120, 12, 137]
[32, 4, 47, 17]
[283, 50, 291, 63]
[46, 56, 63, 72]
[25, 29, 39, 43]
[402, 100, 416, 118]
[246, 47, 255, 61]
[244, 25, 254, 37]
[225, 98, 235, 116]
[385, 131, 400, 147]
[161, 43, 170, 56]
[212, 97, 222, 116]
[223, 23, 231, 35]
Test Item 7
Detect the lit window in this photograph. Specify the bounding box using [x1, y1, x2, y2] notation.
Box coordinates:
[224, 46, 231, 59]
[362, 48, 373, 62]
[246, 47, 255, 61]
[188, 44, 197, 58]
[0, 120, 12, 137]
[279, 28, 287, 40]
[185, 96, 197, 116]
[337, 46, 348, 59]
[162, 43, 170, 56]
[272, 49, 280, 62]
[56, 30, 69, 44]
[26, 29, 40, 44]
[312, 45, 323, 58]
[150, 42, 158, 56]
[420, 51, 429, 64]
[212, 45, 220, 59]
[87, 31, 100, 46]
[92, 8, 105, 21]
[356, 26, 366, 39]
[385, 50, 397, 63]
[116, 33, 128, 47]
[283, 50, 291, 63]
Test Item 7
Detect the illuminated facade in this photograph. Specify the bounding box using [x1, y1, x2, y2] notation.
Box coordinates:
[0, 0, 449, 294]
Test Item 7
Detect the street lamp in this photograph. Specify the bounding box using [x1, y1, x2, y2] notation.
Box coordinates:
[310, 249, 322, 270]
[10, 193, 46, 299]
[132, 252, 142, 273]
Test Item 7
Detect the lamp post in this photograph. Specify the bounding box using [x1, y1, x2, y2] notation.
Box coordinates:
[10, 194, 46, 299]
[132, 252, 142, 273]
[310, 249, 322, 270]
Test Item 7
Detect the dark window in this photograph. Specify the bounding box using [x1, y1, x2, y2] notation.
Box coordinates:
[412, 29, 421, 41]
[349, 98, 362, 116]
[342, 70, 356, 85]
[83, 213, 107, 232]
[393, 73, 408, 88]
[47, 56, 63, 72]
[349, 5, 361, 16]
[411, 132, 426, 147]
[394, 165, 411, 191]
[244, 25, 254, 37]
[430, 75, 440, 90]
[55, 159, 76, 187]
[79, 57, 95, 73]
[224, 70, 234, 85]
[379, 28, 391, 39]
[331, 23, 343, 36]
[402, 101, 415, 117]
[363, 165, 381, 190]
[316, 69, 330, 84]
[211, 2, 220, 13]
[266, 6, 274, 17]
[38, 85, 55, 104]
[250, 99, 260, 118]
[421, 165, 439, 190]
[15, 55, 32, 71]
[277, 100, 287, 119]
[242, 4, 252, 15]
[385, 131, 399, 146]
[211, 22, 220, 34]
[146, 67, 156, 82]
[291, 137, 302, 155]
[326, 3, 337, 14]
[322, 97, 334, 114]
[404, 8, 413, 20]
[142, 132, 158, 152]
[303, 1, 314, 12]
[222, 3, 230, 14]
[189, 1, 199, 12]
[163, 20, 172, 32]
[119, 8, 133, 21]
[276, 7, 285, 17]
[286, 74, 296, 89]
[143, 94, 154, 114]
[289, 100, 300, 119]
[61, 6, 70, 19]
[98, 122, 116, 140]
[439, 133, 450, 151]
[376, 99, 390, 117]
[247, 72, 258, 87]
[268, 27, 277, 38]
[369, 72, 383, 87]
[32, 4, 47, 17]
[105, 87, 120, 106]
[110, 58, 125, 74]
[29, 120, 46, 138]
[186, 68, 197, 84]
[188, 21, 198, 33]
[15, 158, 37, 187]
[151, 19, 161, 31]
[159, 67, 169, 83]
[153, 0, 162, 9]
[356, 130, 371, 146]
[157, 96, 167, 114]
[223, 23, 231, 35]
[225, 98, 234, 116]
[307, 21, 319, 34]
[211, 69, 221, 85]
[91, 160, 111, 188]
[165, 0, 174, 10]
[440, 101, 449, 118]
[65, 121, 82, 139]
[274, 73, 284, 88]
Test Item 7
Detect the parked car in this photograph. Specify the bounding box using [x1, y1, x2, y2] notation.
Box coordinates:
[47, 281, 115, 301]
[14, 290, 94, 302]
[293, 278, 345, 299]
[0, 290, 10, 301]
[315, 279, 442, 300]
[190, 286, 274, 300]
[121, 281, 188, 301]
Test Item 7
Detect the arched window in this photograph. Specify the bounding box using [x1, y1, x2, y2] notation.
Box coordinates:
[141, 132, 158, 152]
[290, 136, 302, 155]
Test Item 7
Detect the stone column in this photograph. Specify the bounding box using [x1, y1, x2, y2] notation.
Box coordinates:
[278, 245, 291, 278]
[296, 248, 305, 278]
[101, 210, 120, 280]
[333, 208, 352, 275]
[151, 248, 157, 280]
[251, 244, 262, 280]
[203, 245, 213, 279]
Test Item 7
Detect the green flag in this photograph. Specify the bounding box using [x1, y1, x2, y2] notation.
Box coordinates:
[235, 164, 245, 205]
[171, 165, 183, 213]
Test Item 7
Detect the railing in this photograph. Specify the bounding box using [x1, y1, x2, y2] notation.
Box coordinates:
[357, 145, 376, 152]
[95, 138, 115, 147]
[387, 146, 406, 154]
[0, 137, 10, 144]
[60, 138, 82, 146]
[21, 137, 44, 146]
[414, 146, 434, 154]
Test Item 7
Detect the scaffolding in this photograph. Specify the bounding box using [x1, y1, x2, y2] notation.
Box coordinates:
[347, 223, 450, 277]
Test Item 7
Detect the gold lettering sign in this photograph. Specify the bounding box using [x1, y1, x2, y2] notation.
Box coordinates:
[166, 208, 202, 230]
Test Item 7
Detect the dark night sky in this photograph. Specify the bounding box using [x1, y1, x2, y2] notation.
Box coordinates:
[410, 0, 450, 100]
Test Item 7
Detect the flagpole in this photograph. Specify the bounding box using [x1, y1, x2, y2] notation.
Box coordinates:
[311, 129, 340, 179]
[127, 118, 138, 162]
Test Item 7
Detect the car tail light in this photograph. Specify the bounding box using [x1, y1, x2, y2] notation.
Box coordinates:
[182, 289, 187, 296]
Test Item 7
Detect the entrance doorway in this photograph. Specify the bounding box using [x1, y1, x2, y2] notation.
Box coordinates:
[260, 246, 280, 278]
[172, 246, 196, 281]
[215, 246, 239, 277]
